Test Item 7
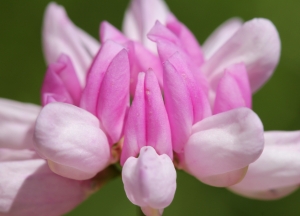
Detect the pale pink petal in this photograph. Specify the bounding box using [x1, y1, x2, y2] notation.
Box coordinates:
[0, 159, 90, 216]
[166, 13, 204, 67]
[34, 103, 110, 180]
[202, 18, 243, 60]
[122, 146, 176, 209]
[0, 99, 40, 150]
[184, 108, 264, 187]
[163, 60, 193, 154]
[42, 3, 100, 86]
[122, 0, 169, 52]
[230, 131, 300, 200]
[145, 70, 172, 159]
[100, 21, 129, 44]
[0, 149, 39, 162]
[121, 73, 146, 165]
[80, 40, 124, 115]
[202, 18, 281, 92]
[213, 63, 251, 114]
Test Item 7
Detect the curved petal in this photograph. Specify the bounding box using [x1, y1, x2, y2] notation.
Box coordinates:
[122, 0, 169, 52]
[202, 18, 243, 60]
[213, 63, 251, 114]
[34, 103, 110, 180]
[184, 108, 264, 187]
[100, 21, 129, 44]
[0, 99, 40, 150]
[229, 131, 300, 200]
[145, 70, 172, 159]
[97, 49, 130, 145]
[202, 18, 281, 92]
[0, 159, 90, 216]
[121, 73, 146, 165]
[42, 3, 100, 86]
[122, 146, 176, 210]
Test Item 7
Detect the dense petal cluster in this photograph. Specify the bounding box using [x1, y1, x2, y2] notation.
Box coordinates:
[1, 0, 299, 215]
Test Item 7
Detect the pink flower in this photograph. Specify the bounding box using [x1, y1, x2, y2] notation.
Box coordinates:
[121, 71, 176, 214]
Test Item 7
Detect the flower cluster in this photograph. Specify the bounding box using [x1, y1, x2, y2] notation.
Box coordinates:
[1, 0, 299, 215]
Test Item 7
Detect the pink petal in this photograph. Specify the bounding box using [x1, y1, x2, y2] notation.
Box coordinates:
[230, 131, 300, 200]
[0, 159, 90, 216]
[122, 146, 176, 209]
[80, 40, 124, 115]
[163, 60, 193, 154]
[34, 103, 110, 180]
[100, 21, 129, 44]
[184, 108, 264, 187]
[122, 0, 169, 52]
[166, 13, 204, 67]
[202, 18, 243, 60]
[145, 69, 173, 159]
[213, 63, 251, 114]
[121, 73, 146, 165]
[0, 99, 40, 150]
[202, 18, 281, 92]
[0, 149, 39, 162]
[42, 3, 100, 86]
[97, 49, 130, 145]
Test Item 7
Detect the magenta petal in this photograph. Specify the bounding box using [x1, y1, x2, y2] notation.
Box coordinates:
[202, 18, 243, 60]
[121, 73, 146, 165]
[184, 108, 264, 187]
[42, 3, 100, 86]
[122, 146, 176, 209]
[0, 98, 40, 150]
[230, 131, 300, 200]
[100, 21, 129, 44]
[163, 60, 193, 154]
[145, 70, 173, 159]
[202, 18, 281, 92]
[80, 40, 124, 115]
[213, 63, 251, 114]
[0, 159, 90, 216]
[34, 103, 110, 180]
[97, 49, 130, 145]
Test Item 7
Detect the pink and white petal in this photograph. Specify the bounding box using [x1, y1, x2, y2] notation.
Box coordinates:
[202, 18, 243, 60]
[80, 40, 124, 115]
[229, 131, 300, 199]
[122, 146, 176, 209]
[97, 49, 130, 145]
[202, 18, 281, 92]
[0, 98, 40, 150]
[0, 149, 39, 162]
[184, 108, 264, 187]
[145, 70, 172, 159]
[42, 3, 100, 86]
[100, 21, 129, 44]
[122, 0, 169, 52]
[0, 159, 90, 216]
[163, 61, 193, 154]
[166, 13, 204, 67]
[213, 63, 251, 114]
[121, 73, 146, 166]
[34, 103, 110, 180]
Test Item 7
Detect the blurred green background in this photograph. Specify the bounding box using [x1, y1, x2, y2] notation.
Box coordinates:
[1, 0, 300, 215]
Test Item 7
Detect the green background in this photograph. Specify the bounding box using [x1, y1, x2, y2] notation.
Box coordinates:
[1, 0, 300, 215]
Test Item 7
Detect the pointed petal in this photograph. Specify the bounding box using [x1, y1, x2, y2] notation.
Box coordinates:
[213, 63, 251, 114]
[202, 18, 281, 92]
[122, 0, 169, 52]
[0, 99, 40, 150]
[202, 18, 243, 60]
[42, 3, 100, 86]
[97, 49, 130, 145]
[0, 159, 90, 216]
[80, 40, 124, 115]
[230, 131, 300, 200]
[145, 70, 172, 159]
[100, 21, 129, 44]
[121, 73, 146, 165]
[163, 60, 193, 153]
[184, 108, 264, 187]
[122, 146, 176, 209]
[34, 103, 110, 180]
